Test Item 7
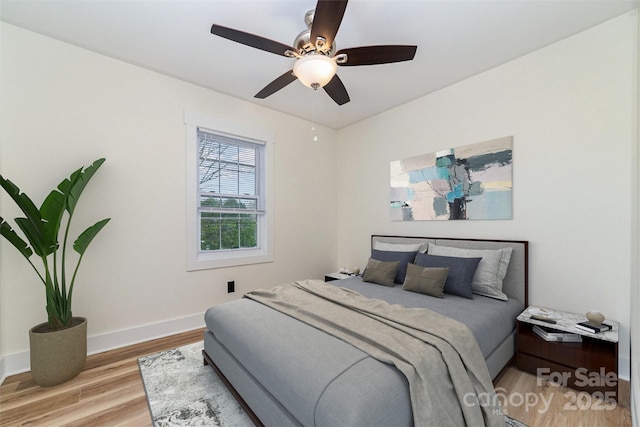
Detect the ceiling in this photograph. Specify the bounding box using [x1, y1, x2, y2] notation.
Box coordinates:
[1, 0, 637, 129]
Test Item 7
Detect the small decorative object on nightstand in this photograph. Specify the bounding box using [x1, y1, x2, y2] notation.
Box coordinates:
[516, 306, 619, 401]
[586, 310, 605, 325]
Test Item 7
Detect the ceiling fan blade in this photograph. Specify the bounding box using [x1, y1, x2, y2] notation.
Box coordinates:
[255, 70, 298, 99]
[211, 24, 295, 57]
[323, 74, 350, 105]
[337, 45, 417, 66]
[310, 0, 348, 52]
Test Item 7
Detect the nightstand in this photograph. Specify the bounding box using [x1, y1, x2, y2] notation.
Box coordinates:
[516, 306, 619, 400]
[324, 272, 352, 282]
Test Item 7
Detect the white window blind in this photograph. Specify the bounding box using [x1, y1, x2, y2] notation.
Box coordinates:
[197, 128, 265, 252]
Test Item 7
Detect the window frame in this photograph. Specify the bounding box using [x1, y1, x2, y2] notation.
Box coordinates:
[185, 111, 274, 271]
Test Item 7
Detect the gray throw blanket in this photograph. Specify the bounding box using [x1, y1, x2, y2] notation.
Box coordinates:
[245, 280, 505, 427]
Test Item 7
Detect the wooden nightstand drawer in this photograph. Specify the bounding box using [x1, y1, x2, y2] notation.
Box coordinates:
[516, 353, 617, 395]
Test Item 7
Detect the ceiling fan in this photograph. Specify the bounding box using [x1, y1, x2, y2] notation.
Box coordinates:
[210, 0, 417, 106]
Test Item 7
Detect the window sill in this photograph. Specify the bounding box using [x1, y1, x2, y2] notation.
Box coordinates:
[187, 250, 273, 271]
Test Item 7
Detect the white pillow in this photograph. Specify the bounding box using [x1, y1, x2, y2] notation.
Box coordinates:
[427, 243, 512, 300]
[373, 241, 425, 252]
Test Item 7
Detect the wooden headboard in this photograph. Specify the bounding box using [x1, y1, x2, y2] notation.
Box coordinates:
[371, 235, 529, 307]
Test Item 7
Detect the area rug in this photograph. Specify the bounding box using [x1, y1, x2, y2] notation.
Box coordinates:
[139, 341, 528, 427]
[138, 342, 252, 426]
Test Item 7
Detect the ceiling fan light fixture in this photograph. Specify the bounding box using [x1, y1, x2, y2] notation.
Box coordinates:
[210, 0, 417, 105]
[293, 54, 337, 89]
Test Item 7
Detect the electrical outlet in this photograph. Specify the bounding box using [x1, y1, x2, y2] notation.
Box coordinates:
[227, 281, 235, 293]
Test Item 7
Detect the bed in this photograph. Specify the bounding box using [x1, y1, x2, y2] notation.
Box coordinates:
[203, 235, 528, 426]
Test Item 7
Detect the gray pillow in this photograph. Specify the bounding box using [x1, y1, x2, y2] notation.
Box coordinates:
[428, 243, 512, 301]
[402, 263, 449, 298]
[371, 249, 418, 284]
[362, 258, 399, 287]
[414, 253, 481, 299]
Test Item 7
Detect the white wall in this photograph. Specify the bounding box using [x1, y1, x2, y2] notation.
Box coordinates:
[0, 23, 338, 376]
[336, 12, 637, 379]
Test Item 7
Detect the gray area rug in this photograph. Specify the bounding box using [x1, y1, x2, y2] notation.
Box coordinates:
[139, 341, 527, 427]
[138, 342, 252, 426]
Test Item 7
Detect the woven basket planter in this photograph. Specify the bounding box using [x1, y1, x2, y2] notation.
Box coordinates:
[29, 317, 87, 387]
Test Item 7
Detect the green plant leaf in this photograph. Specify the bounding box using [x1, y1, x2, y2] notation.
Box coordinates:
[39, 189, 66, 246]
[0, 175, 46, 241]
[15, 217, 55, 257]
[60, 158, 106, 215]
[0, 218, 33, 259]
[73, 218, 110, 255]
[56, 167, 82, 210]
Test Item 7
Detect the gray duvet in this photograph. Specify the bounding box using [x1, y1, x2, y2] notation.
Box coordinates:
[245, 280, 504, 427]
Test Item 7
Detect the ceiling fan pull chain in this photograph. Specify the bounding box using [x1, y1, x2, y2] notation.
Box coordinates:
[312, 90, 318, 142]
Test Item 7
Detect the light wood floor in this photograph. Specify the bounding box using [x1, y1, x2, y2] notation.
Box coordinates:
[0, 328, 632, 427]
[0, 329, 205, 426]
[497, 368, 630, 427]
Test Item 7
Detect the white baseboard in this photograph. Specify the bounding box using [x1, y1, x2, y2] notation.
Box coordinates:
[0, 313, 205, 385]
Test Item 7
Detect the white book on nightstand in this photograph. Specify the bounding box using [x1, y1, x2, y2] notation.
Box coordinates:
[532, 325, 582, 342]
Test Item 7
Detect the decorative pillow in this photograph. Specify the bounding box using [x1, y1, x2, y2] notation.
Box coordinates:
[373, 241, 425, 252]
[362, 258, 399, 287]
[371, 249, 418, 284]
[402, 263, 449, 298]
[428, 243, 512, 301]
[414, 253, 481, 299]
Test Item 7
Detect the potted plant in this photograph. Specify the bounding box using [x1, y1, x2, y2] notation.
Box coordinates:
[0, 158, 110, 386]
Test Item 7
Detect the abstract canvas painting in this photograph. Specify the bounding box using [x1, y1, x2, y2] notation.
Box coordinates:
[390, 136, 512, 221]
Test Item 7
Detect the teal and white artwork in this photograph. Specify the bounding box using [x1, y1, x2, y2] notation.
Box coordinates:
[390, 136, 512, 221]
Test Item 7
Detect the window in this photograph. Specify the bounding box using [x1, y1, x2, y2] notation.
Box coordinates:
[198, 129, 263, 252]
[185, 111, 273, 270]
